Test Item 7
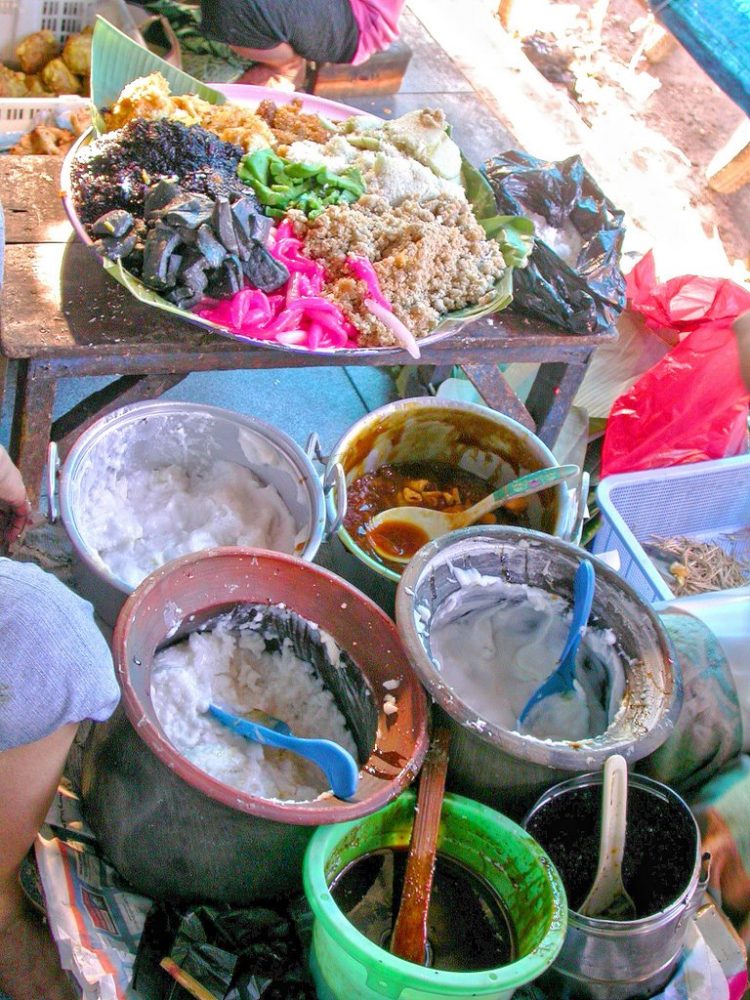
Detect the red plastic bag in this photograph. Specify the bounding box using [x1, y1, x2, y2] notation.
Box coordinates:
[601, 252, 750, 477]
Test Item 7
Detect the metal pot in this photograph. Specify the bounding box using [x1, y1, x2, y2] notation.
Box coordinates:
[319, 397, 576, 614]
[523, 772, 709, 1000]
[80, 548, 429, 904]
[395, 527, 681, 817]
[50, 401, 328, 625]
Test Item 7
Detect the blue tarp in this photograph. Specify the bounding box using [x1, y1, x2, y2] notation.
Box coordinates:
[648, 0, 750, 116]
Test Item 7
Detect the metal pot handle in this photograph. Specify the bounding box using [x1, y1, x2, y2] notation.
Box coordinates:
[324, 462, 347, 538]
[47, 441, 60, 524]
[305, 432, 328, 465]
[305, 433, 346, 537]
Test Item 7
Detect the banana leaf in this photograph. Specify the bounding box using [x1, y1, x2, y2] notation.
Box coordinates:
[82, 25, 534, 351]
[91, 16, 224, 114]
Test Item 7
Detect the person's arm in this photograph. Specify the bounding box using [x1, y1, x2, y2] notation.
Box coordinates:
[0, 446, 31, 548]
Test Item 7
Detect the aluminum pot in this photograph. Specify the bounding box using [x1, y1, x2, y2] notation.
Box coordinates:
[523, 771, 709, 1000]
[50, 401, 328, 626]
[318, 398, 575, 615]
[80, 547, 429, 904]
[395, 527, 681, 817]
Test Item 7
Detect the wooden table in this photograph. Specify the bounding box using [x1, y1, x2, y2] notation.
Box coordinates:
[0, 156, 616, 504]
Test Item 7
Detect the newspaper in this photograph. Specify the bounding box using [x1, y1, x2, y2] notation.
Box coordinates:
[34, 788, 151, 1000]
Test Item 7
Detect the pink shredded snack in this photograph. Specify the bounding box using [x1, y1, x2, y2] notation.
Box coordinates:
[196, 221, 359, 350]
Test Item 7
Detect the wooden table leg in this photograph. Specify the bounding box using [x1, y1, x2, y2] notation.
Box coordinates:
[52, 372, 188, 459]
[9, 359, 56, 507]
[461, 363, 536, 431]
[525, 357, 592, 448]
[0, 354, 7, 424]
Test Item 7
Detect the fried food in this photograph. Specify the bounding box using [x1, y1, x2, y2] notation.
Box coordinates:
[256, 98, 331, 151]
[62, 30, 92, 76]
[15, 29, 59, 74]
[0, 64, 29, 97]
[105, 73, 274, 153]
[24, 73, 48, 95]
[41, 57, 80, 95]
[10, 124, 76, 155]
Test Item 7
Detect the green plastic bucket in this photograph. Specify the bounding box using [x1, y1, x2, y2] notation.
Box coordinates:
[303, 790, 567, 1000]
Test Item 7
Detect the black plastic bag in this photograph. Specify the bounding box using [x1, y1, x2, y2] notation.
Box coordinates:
[482, 151, 626, 335]
[132, 900, 316, 1000]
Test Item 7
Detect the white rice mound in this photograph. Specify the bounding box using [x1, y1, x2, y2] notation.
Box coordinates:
[150, 618, 358, 801]
[79, 458, 299, 589]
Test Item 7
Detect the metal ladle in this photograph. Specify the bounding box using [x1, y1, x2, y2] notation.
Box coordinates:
[366, 464, 579, 565]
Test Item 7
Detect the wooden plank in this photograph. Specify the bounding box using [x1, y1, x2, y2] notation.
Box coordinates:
[9, 360, 56, 507]
[707, 120, 750, 194]
[525, 358, 591, 448]
[461, 363, 536, 430]
[0, 243, 614, 365]
[0, 156, 70, 244]
[52, 373, 188, 459]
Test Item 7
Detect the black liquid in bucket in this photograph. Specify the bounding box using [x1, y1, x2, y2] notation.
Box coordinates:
[330, 848, 516, 970]
[526, 784, 696, 918]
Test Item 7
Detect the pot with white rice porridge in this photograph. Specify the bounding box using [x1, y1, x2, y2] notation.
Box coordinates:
[395, 527, 681, 816]
[80, 548, 429, 904]
[52, 400, 327, 625]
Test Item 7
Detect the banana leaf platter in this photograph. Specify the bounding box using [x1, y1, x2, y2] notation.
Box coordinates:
[60, 18, 532, 357]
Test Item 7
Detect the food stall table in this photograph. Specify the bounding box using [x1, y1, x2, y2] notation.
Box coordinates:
[0, 155, 616, 504]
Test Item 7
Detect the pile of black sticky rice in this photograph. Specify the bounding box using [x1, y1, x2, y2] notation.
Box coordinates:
[71, 118, 250, 224]
[70, 119, 288, 308]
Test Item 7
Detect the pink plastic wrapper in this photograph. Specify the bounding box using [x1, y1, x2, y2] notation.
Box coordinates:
[601, 252, 750, 477]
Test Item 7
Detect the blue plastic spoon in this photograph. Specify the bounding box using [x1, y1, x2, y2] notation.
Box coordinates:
[517, 560, 596, 728]
[208, 703, 359, 800]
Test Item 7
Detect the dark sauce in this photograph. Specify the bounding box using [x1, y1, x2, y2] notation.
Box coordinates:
[526, 784, 696, 919]
[345, 461, 526, 566]
[330, 847, 516, 970]
[367, 520, 430, 561]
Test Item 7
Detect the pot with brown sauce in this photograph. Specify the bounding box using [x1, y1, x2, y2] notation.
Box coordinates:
[320, 398, 574, 612]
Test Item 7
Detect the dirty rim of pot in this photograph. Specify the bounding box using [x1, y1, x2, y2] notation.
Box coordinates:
[326, 397, 574, 584]
[395, 526, 681, 769]
[303, 790, 568, 998]
[113, 546, 430, 824]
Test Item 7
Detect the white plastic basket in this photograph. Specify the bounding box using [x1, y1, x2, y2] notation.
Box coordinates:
[593, 456, 750, 603]
[0, 94, 89, 146]
[0, 0, 143, 139]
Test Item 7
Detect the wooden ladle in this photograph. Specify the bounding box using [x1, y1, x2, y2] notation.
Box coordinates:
[390, 725, 451, 965]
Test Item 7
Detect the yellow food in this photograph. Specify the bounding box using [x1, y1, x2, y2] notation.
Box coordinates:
[0, 64, 28, 97]
[41, 56, 80, 95]
[104, 73, 274, 153]
[24, 73, 48, 95]
[62, 30, 92, 76]
[10, 124, 77, 155]
[16, 29, 59, 74]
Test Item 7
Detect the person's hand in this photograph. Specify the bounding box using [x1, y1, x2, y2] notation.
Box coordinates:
[699, 806, 750, 921]
[0, 446, 32, 549]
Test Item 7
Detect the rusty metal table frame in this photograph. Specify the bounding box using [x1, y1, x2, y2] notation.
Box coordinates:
[0, 157, 616, 504]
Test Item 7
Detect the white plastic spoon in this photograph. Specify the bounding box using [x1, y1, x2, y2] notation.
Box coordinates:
[578, 754, 637, 921]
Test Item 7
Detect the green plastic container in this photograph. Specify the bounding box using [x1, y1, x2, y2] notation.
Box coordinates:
[303, 791, 567, 1000]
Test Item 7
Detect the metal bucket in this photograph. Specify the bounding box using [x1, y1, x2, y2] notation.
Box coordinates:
[523, 772, 709, 1000]
[50, 401, 328, 625]
[81, 548, 429, 904]
[395, 527, 681, 816]
[320, 397, 575, 614]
